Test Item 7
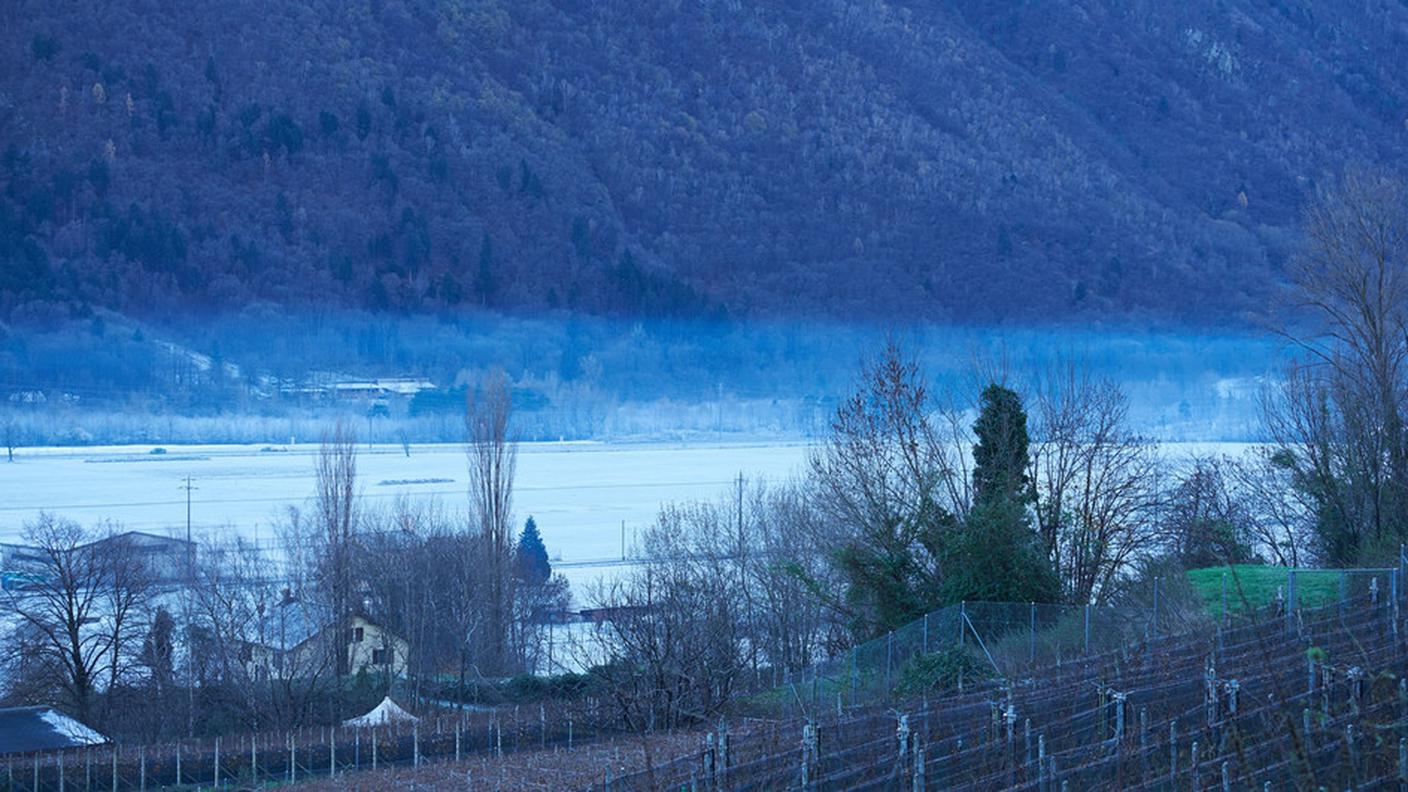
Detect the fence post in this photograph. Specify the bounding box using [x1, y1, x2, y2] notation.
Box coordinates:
[252, 733, 258, 780]
[33, 755, 38, 792]
[1083, 605, 1090, 654]
[329, 733, 335, 779]
[455, 723, 461, 762]
[139, 746, 145, 791]
[1393, 568, 1400, 626]
[1220, 573, 1227, 623]
[1029, 602, 1036, 663]
[111, 746, 117, 792]
[1152, 577, 1159, 634]
[413, 724, 420, 768]
[370, 729, 376, 771]
[886, 631, 894, 691]
[213, 737, 219, 789]
[289, 734, 295, 784]
[175, 743, 180, 787]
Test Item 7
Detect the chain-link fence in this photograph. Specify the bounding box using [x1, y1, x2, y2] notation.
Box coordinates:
[753, 564, 1403, 721]
[588, 576, 1408, 791]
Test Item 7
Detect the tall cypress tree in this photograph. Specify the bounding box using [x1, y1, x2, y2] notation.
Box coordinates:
[942, 384, 1058, 604]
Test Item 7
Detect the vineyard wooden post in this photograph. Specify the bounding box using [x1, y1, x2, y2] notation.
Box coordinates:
[1024, 718, 1032, 766]
[913, 738, 926, 791]
[1138, 707, 1149, 779]
[1037, 733, 1047, 792]
[1168, 720, 1177, 782]
[705, 732, 716, 785]
[1397, 736, 1406, 783]
[719, 725, 730, 782]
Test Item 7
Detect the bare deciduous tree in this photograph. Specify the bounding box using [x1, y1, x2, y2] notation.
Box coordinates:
[1223, 450, 1311, 567]
[1, 514, 152, 726]
[1269, 170, 1408, 563]
[466, 370, 517, 673]
[808, 341, 972, 634]
[1029, 361, 1163, 604]
[314, 422, 357, 677]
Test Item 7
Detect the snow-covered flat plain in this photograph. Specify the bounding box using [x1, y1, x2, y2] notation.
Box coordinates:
[0, 440, 815, 593]
[0, 439, 1257, 596]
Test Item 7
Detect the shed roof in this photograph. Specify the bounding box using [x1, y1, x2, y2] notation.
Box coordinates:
[0, 707, 107, 755]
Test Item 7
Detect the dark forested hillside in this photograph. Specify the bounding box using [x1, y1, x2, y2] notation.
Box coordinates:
[2, 0, 1406, 326]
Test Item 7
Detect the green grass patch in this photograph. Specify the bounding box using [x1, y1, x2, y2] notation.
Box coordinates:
[1186, 565, 1343, 618]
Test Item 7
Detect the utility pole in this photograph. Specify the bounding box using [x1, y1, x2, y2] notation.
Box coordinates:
[178, 476, 198, 738]
[180, 476, 198, 575]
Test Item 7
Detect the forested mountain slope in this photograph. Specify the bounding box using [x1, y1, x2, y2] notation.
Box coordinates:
[3, 0, 1406, 325]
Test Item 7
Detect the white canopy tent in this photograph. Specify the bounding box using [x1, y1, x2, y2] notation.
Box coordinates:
[342, 697, 418, 728]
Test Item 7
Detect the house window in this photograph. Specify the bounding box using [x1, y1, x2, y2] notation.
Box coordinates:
[372, 648, 390, 665]
[349, 627, 364, 643]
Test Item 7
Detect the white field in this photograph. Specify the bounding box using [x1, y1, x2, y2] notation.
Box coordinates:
[0, 441, 814, 596]
[0, 440, 1257, 600]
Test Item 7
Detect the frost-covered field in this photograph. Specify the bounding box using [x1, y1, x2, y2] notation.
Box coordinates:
[0, 440, 1256, 597]
[0, 441, 814, 594]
